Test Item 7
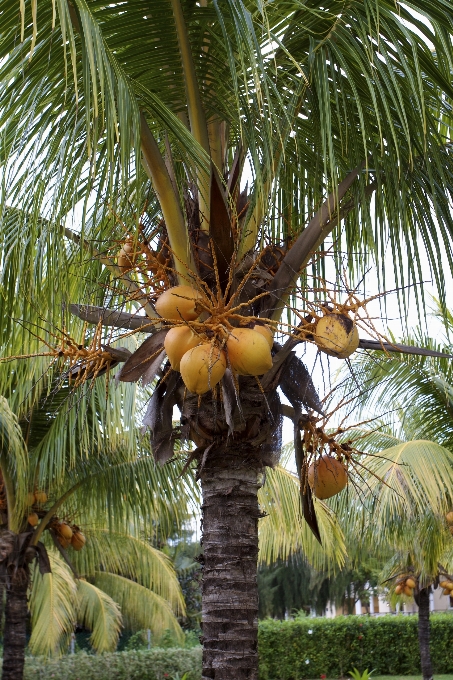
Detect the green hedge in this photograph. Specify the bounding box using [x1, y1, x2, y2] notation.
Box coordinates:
[21, 647, 202, 680]
[258, 613, 453, 679]
[9, 614, 453, 680]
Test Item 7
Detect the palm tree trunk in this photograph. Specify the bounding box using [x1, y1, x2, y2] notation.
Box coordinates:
[417, 587, 433, 680]
[200, 450, 262, 680]
[1, 574, 29, 680]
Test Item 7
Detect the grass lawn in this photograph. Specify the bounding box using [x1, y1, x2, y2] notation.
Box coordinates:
[309, 677, 453, 680]
[373, 677, 453, 680]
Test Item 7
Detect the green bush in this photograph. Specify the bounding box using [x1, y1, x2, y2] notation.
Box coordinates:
[7, 613, 453, 680]
[258, 613, 453, 679]
[21, 647, 202, 680]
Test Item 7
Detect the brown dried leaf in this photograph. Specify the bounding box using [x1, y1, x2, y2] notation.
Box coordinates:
[280, 354, 324, 414]
[294, 428, 321, 544]
[118, 329, 168, 383]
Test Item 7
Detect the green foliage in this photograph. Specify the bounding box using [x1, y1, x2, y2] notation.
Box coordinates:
[257, 614, 453, 679]
[349, 668, 375, 680]
[258, 555, 382, 620]
[18, 648, 202, 680]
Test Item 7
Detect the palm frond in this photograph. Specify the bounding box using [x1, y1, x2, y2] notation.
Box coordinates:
[71, 530, 185, 615]
[75, 578, 122, 653]
[0, 395, 28, 530]
[258, 464, 346, 571]
[28, 550, 77, 657]
[331, 439, 453, 559]
[93, 571, 183, 642]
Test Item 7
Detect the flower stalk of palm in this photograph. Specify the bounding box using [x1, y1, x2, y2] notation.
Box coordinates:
[4, 1, 453, 678]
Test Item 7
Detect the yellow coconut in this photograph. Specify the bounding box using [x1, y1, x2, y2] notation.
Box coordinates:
[446, 511, 453, 524]
[27, 512, 39, 527]
[226, 328, 273, 376]
[59, 523, 73, 540]
[164, 326, 201, 371]
[404, 586, 414, 597]
[180, 344, 227, 395]
[447, 582, 453, 591]
[155, 286, 200, 321]
[27, 492, 36, 506]
[395, 584, 403, 595]
[34, 491, 47, 504]
[443, 588, 451, 596]
[307, 455, 348, 500]
[71, 531, 86, 551]
[314, 313, 360, 359]
[405, 578, 416, 589]
[439, 580, 450, 589]
[251, 323, 274, 349]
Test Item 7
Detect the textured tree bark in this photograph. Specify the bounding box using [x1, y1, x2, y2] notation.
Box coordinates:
[2, 574, 29, 680]
[200, 451, 262, 680]
[417, 587, 433, 680]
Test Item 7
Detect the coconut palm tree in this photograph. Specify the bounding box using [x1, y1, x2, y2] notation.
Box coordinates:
[328, 323, 453, 680]
[3, 2, 453, 677]
[0, 378, 193, 679]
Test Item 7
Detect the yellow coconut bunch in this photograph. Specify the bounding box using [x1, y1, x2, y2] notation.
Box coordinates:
[395, 576, 417, 597]
[439, 577, 453, 596]
[152, 246, 277, 396]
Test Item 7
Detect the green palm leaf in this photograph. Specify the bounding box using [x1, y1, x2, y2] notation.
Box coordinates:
[93, 572, 183, 642]
[71, 530, 185, 615]
[0, 395, 28, 530]
[28, 550, 77, 657]
[258, 463, 346, 570]
[75, 578, 122, 653]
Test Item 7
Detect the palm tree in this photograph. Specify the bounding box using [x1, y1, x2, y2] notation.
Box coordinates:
[0, 319, 194, 679]
[330, 323, 453, 680]
[3, 2, 453, 677]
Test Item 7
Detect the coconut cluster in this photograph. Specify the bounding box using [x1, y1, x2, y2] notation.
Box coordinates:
[395, 576, 417, 597]
[307, 455, 348, 499]
[439, 577, 453, 596]
[27, 490, 48, 506]
[156, 286, 274, 395]
[116, 233, 169, 274]
[26, 490, 48, 526]
[51, 520, 86, 551]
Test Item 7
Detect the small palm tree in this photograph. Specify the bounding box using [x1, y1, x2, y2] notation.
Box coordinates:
[4, 3, 453, 677]
[331, 323, 453, 680]
[0, 356, 193, 679]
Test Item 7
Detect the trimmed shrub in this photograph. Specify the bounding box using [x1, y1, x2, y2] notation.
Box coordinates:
[5, 613, 453, 680]
[258, 613, 453, 679]
[21, 647, 202, 680]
